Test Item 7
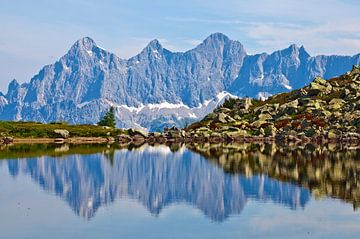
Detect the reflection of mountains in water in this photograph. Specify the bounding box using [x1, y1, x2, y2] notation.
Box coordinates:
[6, 145, 309, 221]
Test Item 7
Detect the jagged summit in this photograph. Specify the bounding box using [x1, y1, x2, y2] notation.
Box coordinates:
[73, 36, 97, 49]
[7, 79, 19, 90]
[146, 39, 162, 50]
[65, 36, 103, 59]
[138, 39, 164, 57]
[6, 79, 20, 96]
[288, 43, 299, 50]
[299, 45, 310, 59]
[203, 32, 230, 43]
[199, 32, 238, 50]
[274, 43, 301, 56]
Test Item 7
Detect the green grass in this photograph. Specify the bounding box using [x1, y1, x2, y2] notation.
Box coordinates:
[0, 121, 126, 138]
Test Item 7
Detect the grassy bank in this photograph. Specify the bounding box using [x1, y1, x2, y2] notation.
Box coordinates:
[0, 121, 126, 138]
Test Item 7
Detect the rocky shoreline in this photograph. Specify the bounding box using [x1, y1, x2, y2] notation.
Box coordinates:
[115, 127, 359, 145]
[2, 127, 359, 145]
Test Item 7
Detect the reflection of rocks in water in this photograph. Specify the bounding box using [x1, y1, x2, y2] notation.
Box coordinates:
[188, 143, 360, 209]
[5, 144, 309, 221]
[54, 144, 70, 152]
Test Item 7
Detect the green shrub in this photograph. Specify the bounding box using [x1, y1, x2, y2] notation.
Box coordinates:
[221, 97, 238, 109]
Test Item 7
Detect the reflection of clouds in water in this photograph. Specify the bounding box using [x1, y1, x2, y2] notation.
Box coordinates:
[248, 199, 360, 237]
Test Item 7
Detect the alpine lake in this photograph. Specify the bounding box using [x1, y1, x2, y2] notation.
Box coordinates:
[0, 142, 359, 239]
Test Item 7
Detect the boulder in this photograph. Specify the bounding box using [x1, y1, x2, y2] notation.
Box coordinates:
[215, 113, 235, 123]
[303, 99, 323, 109]
[54, 129, 70, 138]
[233, 114, 242, 120]
[127, 128, 148, 138]
[307, 78, 332, 96]
[340, 89, 350, 99]
[215, 113, 227, 123]
[257, 113, 273, 121]
[226, 129, 248, 137]
[328, 98, 345, 110]
[280, 99, 299, 109]
[203, 113, 217, 121]
[279, 99, 299, 115]
[251, 120, 267, 128]
[236, 98, 252, 110]
[313, 77, 328, 86]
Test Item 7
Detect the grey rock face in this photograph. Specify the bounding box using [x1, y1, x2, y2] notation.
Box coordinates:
[0, 33, 359, 130]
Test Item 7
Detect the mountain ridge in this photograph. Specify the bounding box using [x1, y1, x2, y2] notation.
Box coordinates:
[0, 33, 359, 131]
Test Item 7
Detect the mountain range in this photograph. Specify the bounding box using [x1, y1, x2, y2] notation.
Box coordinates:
[0, 33, 359, 131]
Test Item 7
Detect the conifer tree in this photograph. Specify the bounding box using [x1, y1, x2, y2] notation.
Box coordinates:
[98, 107, 116, 128]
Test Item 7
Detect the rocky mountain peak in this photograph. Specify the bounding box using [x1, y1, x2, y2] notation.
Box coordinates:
[135, 39, 165, 61]
[279, 44, 310, 60]
[66, 36, 99, 59]
[73, 36, 97, 50]
[280, 44, 300, 56]
[204, 32, 230, 44]
[6, 79, 19, 95]
[194, 33, 246, 60]
[299, 46, 310, 59]
[195, 33, 233, 51]
[146, 39, 162, 50]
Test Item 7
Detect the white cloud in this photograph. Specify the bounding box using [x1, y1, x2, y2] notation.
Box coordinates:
[242, 20, 360, 55]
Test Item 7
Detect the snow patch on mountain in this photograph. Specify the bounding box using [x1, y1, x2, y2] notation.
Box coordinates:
[147, 102, 189, 110]
[101, 91, 236, 131]
[216, 91, 238, 101]
[257, 92, 272, 101]
[86, 50, 93, 57]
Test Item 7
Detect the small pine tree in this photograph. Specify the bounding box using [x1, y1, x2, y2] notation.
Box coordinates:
[98, 107, 116, 128]
[222, 97, 237, 109]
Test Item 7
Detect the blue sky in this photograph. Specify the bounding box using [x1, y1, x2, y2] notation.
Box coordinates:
[0, 0, 360, 92]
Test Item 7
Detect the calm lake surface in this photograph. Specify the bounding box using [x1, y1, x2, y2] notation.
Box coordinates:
[0, 143, 360, 239]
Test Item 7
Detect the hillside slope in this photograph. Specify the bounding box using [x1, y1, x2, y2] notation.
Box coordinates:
[186, 66, 360, 142]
